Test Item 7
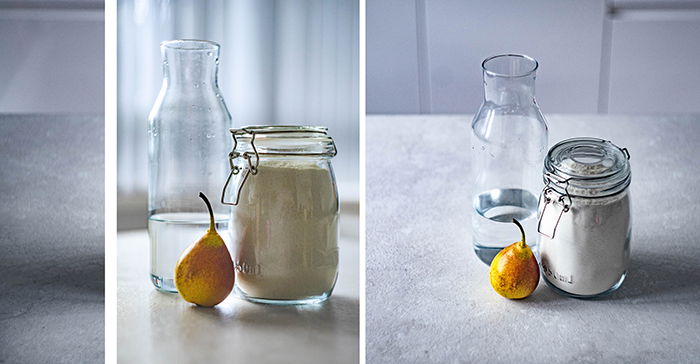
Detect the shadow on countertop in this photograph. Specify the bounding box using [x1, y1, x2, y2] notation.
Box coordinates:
[610, 248, 700, 304]
[140, 293, 360, 363]
[175, 294, 359, 336]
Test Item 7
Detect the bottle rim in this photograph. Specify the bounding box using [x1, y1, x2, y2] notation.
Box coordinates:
[161, 39, 220, 52]
[482, 54, 538, 78]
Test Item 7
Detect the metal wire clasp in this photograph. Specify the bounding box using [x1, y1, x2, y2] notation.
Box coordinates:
[221, 128, 260, 206]
[537, 172, 573, 239]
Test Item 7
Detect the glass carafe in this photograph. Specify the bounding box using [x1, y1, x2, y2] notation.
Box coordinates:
[148, 40, 233, 292]
[470, 54, 548, 265]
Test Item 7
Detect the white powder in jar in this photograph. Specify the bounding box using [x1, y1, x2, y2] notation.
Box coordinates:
[539, 190, 631, 296]
[229, 159, 339, 300]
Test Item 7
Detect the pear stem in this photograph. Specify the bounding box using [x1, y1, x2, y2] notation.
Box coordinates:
[199, 192, 215, 231]
[512, 218, 526, 246]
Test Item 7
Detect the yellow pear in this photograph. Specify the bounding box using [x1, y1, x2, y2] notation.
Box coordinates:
[489, 218, 539, 299]
[174, 192, 234, 307]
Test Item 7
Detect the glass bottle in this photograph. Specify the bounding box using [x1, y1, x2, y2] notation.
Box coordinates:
[221, 126, 339, 305]
[148, 40, 233, 292]
[470, 54, 548, 265]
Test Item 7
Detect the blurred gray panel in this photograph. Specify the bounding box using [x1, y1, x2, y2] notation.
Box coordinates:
[367, 0, 421, 113]
[607, 13, 700, 113]
[0, 114, 104, 363]
[424, 0, 606, 113]
[0, 10, 104, 113]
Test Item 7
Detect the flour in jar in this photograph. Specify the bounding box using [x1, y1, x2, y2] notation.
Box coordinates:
[539, 190, 631, 296]
[229, 160, 339, 300]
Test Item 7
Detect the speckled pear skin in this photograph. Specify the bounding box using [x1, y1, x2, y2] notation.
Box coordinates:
[489, 219, 539, 299]
[174, 193, 234, 307]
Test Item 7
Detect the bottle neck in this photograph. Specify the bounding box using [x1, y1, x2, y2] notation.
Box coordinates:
[483, 72, 536, 106]
[162, 47, 219, 89]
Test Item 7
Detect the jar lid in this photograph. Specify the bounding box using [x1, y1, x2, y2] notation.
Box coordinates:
[230, 125, 337, 157]
[543, 137, 631, 198]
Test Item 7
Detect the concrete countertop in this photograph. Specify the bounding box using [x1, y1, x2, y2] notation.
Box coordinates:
[117, 215, 359, 363]
[366, 114, 700, 363]
[0, 114, 104, 363]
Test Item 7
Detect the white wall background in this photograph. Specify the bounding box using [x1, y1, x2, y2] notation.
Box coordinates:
[118, 0, 359, 204]
[367, 0, 700, 114]
[0, 0, 104, 113]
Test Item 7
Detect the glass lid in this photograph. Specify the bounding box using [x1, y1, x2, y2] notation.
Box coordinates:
[230, 125, 337, 157]
[544, 137, 631, 197]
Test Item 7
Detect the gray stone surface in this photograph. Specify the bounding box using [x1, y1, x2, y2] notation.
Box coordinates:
[366, 114, 700, 363]
[0, 114, 104, 363]
[117, 221, 359, 363]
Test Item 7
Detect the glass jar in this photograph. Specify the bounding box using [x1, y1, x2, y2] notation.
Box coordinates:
[538, 137, 632, 298]
[148, 40, 233, 292]
[471, 54, 549, 264]
[221, 126, 339, 305]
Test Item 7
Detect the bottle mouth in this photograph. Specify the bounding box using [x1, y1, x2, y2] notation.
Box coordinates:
[161, 39, 220, 52]
[482, 54, 538, 78]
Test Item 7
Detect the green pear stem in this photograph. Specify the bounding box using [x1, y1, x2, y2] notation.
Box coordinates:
[199, 192, 215, 232]
[512, 218, 526, 247]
